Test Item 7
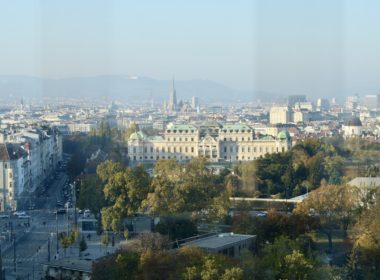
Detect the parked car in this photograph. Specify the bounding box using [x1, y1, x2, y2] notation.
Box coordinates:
[14, 211, 26, 217]
[55, 209, 66, 215]
[18, 215, 31, 219]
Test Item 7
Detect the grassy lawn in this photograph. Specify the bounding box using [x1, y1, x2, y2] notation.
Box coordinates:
[308, 230, 352, 265]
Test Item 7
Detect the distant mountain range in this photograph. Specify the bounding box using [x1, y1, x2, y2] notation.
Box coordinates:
[0, 75, 280, 104]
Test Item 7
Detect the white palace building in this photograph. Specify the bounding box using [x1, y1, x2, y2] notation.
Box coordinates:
[127, 122, 292, 163]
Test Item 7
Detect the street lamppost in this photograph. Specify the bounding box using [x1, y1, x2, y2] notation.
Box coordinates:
[56, 207, 59, 257]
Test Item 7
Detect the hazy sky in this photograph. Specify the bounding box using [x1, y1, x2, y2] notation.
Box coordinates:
[1, 0, 380, 96]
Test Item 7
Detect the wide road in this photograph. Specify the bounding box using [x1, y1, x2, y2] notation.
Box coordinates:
[2, 170, 73, 279]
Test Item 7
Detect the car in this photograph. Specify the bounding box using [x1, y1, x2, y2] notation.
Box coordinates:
[55, 209, 66, 215]
[0, 214, 10, 219]
[84, 209, 91, 217]
[18, 215, 31, 219]
[256, 211, 267, 217]
[14, 211, 26, 217]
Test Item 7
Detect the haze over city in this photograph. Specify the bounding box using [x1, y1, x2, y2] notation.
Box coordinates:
[2, 1, 380, 279]
[1, 0, 380, 100]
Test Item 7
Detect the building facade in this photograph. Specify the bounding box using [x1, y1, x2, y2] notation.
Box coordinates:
[0, 126, 63, 210]
[127, 123, 291, 163]
[269, 105, 292, 124]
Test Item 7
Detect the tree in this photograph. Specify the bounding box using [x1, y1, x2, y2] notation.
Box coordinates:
[143, 159, 182, 215]
[115, 252, 140, 280]
[96, 160, 124, 183]
[155, 216, 198, 241]
[351, 200, 380, 274]
[281, 250, 315, 280]
[101, 164, 150, 232]
[144, 158, 230, 223]
[60, 230, 79, 256]
[76, 175, 105, 215]
[295, 184, 359, 252]
[239, 161, 259, 196]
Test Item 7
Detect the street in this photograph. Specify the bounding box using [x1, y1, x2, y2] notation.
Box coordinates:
[1, 171, 72, 279]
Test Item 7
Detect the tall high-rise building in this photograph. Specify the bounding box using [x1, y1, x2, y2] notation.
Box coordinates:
[191, 96, 198, 109]
[363, 94, 380, 110]
[168, 78, 177, 112]
[317, 98, 330, 111]
[270, 105, 292, 124]
[345, 95, 358, 110]
[287, 95, 306, 107]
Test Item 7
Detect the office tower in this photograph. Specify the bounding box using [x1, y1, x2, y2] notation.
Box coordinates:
[363, 94, 380, 110]
[191, 96, 198, 109]
[168, 78, 177, 112]
[287, 95, 307, 107]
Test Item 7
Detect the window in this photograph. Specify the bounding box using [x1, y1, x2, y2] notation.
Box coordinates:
[191, 138, 194, 141]
[185, 147, 188, 152]
[162, 147, 165, 153]
[224, 147, 227, 153]
[133, 147, 136, 153]
[168, 147, 171, 152]
[150, 147, 153, 153]
[191, 147, 194, 153]
[144, 147, 147, 153]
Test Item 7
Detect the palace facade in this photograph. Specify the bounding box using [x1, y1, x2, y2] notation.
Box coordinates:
[127, 123, 292, 163]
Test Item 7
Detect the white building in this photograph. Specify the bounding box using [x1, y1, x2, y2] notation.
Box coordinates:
[128, 123, 291, 163]
[0, 126, 63, 210]
[0, 143, 29, 210]
[270, 105, 292, 124]
[342, 117, 362, 138]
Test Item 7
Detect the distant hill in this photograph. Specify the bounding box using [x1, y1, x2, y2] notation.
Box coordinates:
[0, 75, 278, 104]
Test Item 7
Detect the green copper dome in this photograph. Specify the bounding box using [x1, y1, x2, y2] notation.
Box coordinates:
[129, 131, 147, 141]
[277, 130, 290, 140]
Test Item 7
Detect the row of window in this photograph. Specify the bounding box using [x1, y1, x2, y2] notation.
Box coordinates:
[223, 137, 251, 141]
[167, 129, 195, 133]
[130, 145, 286, 155]
[167, 137, 195, 142]
[223, 146, 286, 153]
[131, 146, 195, 154]
[131, 155, 193, 161]
[165, 137, 256, 142]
